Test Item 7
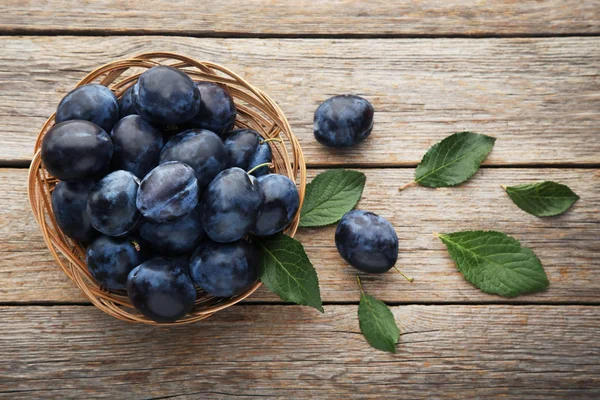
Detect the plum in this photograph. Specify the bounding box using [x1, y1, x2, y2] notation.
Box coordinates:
[55, 84, 120, 132]
[42, 120, 113, 181]
[314, 95, 374, 148]
[200, 167, 262, 243]
[248, 139, 273, 177]
[51, 180, 97, 242]
[139, 206, 205, 254]
[187, 82, 236, 136]
[86, 235, 147, 290]
[118, 86, 137, 118]
[87, 170, 141, 237]
[253, 174, 300, 236]
[136, 161, 199, 223]
[160, 129, 227, 192]
[111, 115, 164, 178]
[190, 240, 259, 297]
[133, 66, 200, 125]
[224, 129, 261, 170]
[335, 210, 398, 273]
[127, 258, 197, 323]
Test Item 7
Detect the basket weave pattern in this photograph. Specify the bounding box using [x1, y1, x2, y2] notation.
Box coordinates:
[28, 52, 306, 325]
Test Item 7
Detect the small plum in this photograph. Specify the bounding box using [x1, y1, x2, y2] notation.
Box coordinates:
[41, 120, 113, 181]
[224, 129, 261, 170]
[127, 258, 197, 323]
[51, 180, 98, 242]
[190, 240, 259, 297]
[87, 170, 141, 237]
[111, 115, 164, 178]
[56, 84, 120, 133]
[248, 140, 273, 177]
[133, 66, 200, 125]
[253, 174, 300, 236]
[136, 161, 199, 223]
[187, 82, 236, 136]
[335, 210, 398, 274]
[314, 95, 374, 148]
[118, 86, 137, 118]
[139, 207, 205, 254]
[200, 167, 262, 243]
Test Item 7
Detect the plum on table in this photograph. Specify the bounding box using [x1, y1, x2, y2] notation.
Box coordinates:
[335, 210, 398, 274]
[314, 95, 374, 148]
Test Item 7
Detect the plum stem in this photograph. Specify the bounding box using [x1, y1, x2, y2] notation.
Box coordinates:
[130, 240, 141, 252]
[393, 265, 414, 282]
[261, 137, 283, 144]
[398, 181, 417, 192]
[247, 162, 273, 175]
[356, 275, 364, 294]
[500, 184, 507, 190]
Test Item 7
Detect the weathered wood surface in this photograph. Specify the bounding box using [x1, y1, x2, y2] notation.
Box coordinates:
[3, 168, 598, 304]
[1, 0, 599, 36]
[1, 305, 598, 399]
[1, 36, 599, 166]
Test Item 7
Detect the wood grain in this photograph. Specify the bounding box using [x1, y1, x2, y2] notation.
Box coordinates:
[1, 36, 599, 166]
[1, 0, 598, 36]
[0, 305, 598, 399]
[2, 168, 598, 304]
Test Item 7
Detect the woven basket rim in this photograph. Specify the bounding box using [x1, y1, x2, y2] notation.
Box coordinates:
[28, 52, 306, 325]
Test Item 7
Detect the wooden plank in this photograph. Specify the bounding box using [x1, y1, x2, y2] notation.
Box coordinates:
[1, 36, 599, 166]
[1, 1, 598, 36]
[0, 305, 598, 398]
[2, 167, 598, 304]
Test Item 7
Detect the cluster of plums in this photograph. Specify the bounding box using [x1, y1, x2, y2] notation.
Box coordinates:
[44, 65, 300, 323]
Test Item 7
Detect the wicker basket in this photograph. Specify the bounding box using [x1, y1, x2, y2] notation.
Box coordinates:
[28, 52, 306, 325]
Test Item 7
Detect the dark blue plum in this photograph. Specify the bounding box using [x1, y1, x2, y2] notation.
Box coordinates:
[136, 161, 199, 223]
[224, 129, 261, 170]
[51, 180, 98, 242]
[42, 120, 113, 181]
[200, 167, 262, 243]
[187, 82, 236, 136]
[119, 86, 137, 118]
[139, 207, 205, 254]
[86, 235, 147, 290]
[314, 95, 374, 148]
[127, 258, 197, 323]
[162, 253, 193, 276]
[253, 174, 300, 236]
[133, 66, 200, 125]
[56, 84, 120, 132]
[248, 139, 273, 177]
[87, 170, 141, 237]
[111, 115, 164, 178]
[335, 210, 398, 274]
[160, 129, 227, 192]
[190, 240, 259, 297]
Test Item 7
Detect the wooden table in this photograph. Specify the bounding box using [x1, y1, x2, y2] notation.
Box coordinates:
[1, 2, 599, 398]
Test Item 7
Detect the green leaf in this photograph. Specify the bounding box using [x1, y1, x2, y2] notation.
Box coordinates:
[299, 169, 366, 227]
[258, 233, 324, 312]
[504, 181, 580, 217]
[415, 131, 495, 187]
[438, 231, 549, 298]
[358, 292, 400, 354]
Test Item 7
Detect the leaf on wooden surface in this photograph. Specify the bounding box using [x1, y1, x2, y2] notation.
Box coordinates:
[357, 279, 400, 354]
[299, 169, 366, 227]
[258, 233, 324, 313]
[414, 132, 495, 188]
[438, 230, 549, 298]
[504, 181, 580, 217]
